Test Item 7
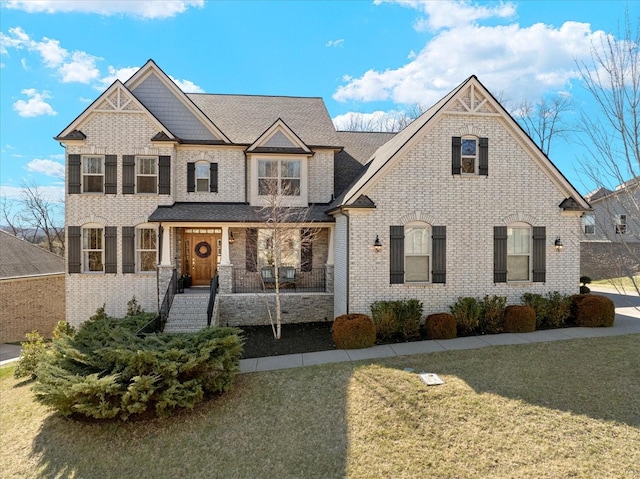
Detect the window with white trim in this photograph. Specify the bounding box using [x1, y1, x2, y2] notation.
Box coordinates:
[615, 214, 627, 234]
[461, 137, 478, 174]
[82, 156, 104, 193]
[136, 156, 157, 194]
[195, 161, 209, 192]
[82, 226, 104, 272]
[258, 159, 300, 196]
[136, 227, 157, 272]
[507, 223, 531, 281]
[405, 223, 431, 282]
[582, 214, 595, 235]
[257, 229, 300, 268]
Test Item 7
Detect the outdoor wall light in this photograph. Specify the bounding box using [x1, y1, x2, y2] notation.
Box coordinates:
[373, 235, 382, 252]
[228, 231, 235, 244]
[554, 237, 563, 252]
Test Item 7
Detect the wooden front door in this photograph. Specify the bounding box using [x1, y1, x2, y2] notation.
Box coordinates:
[183, 229, 222, 286]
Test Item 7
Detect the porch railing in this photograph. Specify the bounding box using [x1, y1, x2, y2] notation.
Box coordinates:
[232, 267, 326, 293]
[159, 268, 178, 324]
[207, 274, 219, 327]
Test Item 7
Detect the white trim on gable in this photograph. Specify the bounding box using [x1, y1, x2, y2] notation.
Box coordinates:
[247, 118, 312, 154]
[56, 80, 176, 141]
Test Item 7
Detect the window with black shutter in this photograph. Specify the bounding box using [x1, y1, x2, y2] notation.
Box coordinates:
[104, 155, 117, 194]
[104, 227, 117, 274]
[122, 226, 135, 273]
[68, 155, 81, 194]
[123, 155, 135, 194]
[68, 226, 81, 273]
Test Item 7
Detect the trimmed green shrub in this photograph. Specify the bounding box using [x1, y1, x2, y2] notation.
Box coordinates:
[425, 313, 457, 339]
[370, 299, 422, 340]
[450, 297, 481, 336]
[521, 293, 548, 328]
[479, 295, 506, 334]
[580, 276, 592, 295]
[545, 292, 572, 328]
[32, 316, 243, 420]
[14, 330, 47, 380]
[332, 314, 376, 349]
[503, 305, 536, 333]
[573, 294, 615, 327]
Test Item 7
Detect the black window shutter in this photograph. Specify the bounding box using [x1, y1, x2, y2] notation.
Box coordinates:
[246, 228, 257, 272]
[432, 226, 446, 283]
[479, 137, 489, 176]
[68, 226, 81, 273]
[123, 155, 135, 194]
[494, 226, 507, 283]
[532, 226, 546, 283]
[68, 154, 81, 194]
[210, 163, 218, 193]
[390, 226, 404, 284]
[187, 163, 195, 192]
[104, 155, 117, 194]
[159, 156, 171, 195]
[301, 228, 312, 272]
[104, 227, 117, 274]
[452, 137, 462, 175]
[122, 227, 135, 274]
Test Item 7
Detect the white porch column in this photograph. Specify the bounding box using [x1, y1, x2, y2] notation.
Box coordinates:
[326, 226, 334, 265]
[221, 226, 231, 265]
[160, 225, 172, 266]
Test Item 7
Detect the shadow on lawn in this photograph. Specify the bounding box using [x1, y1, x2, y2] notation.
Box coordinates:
[387, 334, 640, 428]
[30, 369, 352, 479]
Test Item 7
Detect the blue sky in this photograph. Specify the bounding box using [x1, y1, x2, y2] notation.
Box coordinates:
[0, 0, 637, 208]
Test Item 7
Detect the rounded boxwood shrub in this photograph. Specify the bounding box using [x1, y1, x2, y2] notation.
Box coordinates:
[573, 294, 615, 327]
[503, 305, 536, 333]
[332, 314, 376, 349]
[425, 313, 457, 339]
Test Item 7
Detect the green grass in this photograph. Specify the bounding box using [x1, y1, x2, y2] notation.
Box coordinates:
[2, 335, 640, 478]
[592, 275, 640, 291]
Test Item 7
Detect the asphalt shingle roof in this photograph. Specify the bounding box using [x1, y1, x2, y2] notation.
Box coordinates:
[148, 202, 335, 223]
[0, 231, 64, 279]
[187, 94, 343, 147]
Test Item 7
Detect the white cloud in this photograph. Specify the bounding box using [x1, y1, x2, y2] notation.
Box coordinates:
[26, 159, 65, 178]
[98, 65, 141, 89]
[58, 51, 101, 83]
[326, 39, 345, 48]
[4, 0, 205, 19]
[169, 76, 204, 93]
[0, 184, 65, 202]
[33, 37, 67, 68]
[12, 89, 56, 117]
[334, 5, 608, 107]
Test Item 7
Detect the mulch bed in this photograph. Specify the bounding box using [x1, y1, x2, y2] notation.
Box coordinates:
[240, 321, 336, 359]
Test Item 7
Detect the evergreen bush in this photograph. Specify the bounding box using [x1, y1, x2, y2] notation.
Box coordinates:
[580, 276, 592, 294]
[32, 316, 243, 420]
[13, 330, 47, 380]
[479, 295, 506, 334]
[450, 297, 481, 336]
[521, 293, 548, 328]
[573, 294, 615, 327]
[370, 299, 422, 340]
[503, 305, 536, 333]
[425, 313, 457, 339]
[332, 314, 376, 349]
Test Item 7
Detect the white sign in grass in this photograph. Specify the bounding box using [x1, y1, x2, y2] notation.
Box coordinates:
[419, 373, 445, 386]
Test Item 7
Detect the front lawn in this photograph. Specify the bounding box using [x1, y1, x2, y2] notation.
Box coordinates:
[1, 335, 639, 478]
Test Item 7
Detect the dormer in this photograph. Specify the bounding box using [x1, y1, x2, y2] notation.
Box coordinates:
[247, 119, 313, 207]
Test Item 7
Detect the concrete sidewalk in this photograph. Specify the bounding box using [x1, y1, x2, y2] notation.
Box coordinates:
[240, 286, 640, 374]
[2, 286, 638, 371]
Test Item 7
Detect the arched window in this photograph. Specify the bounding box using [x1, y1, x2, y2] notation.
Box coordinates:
[461, 136, 478, 174]
[507, 222, 531, 281]
[405, 222, 431, 282]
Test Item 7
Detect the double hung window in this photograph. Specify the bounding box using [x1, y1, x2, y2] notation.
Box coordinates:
[195, 161, 209, 192]
[615, 214, 627, 234]
[257, 229, 300, 268]
[136, 156, 157, 194]
[507, 224, 531, 281]
[82, 156, 104, 193]
[404, 223, 431, 282]
[136, 228, 157, 272]
[83, 227, 104, 272]
[461, 138, 477, 174]
[582, 214, 595, 235]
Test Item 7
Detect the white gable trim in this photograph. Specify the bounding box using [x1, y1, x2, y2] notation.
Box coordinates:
[56, 80, 175, 140]
[247, 118, 311, 154]
[125, 60, 231, 143]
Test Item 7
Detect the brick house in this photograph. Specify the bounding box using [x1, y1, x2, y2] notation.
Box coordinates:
[57, 60, 589, 328]
[580, 177, 640, 279]
[0, 231, 65, 342]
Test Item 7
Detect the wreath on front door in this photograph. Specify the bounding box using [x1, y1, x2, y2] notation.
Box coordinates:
[194, 241, 212, 259]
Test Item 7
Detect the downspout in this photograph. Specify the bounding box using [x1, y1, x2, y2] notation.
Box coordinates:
[157, 223, 163, 313]
[346, 214, 350, 314]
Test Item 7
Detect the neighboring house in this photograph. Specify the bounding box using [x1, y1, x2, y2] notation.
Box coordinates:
[0, 231, 65, 342]
[580, 177, 640, 279]
[56, 60, 589, 328]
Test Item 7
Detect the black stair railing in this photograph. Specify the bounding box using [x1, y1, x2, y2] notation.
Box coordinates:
[207, 274, 219, 327]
